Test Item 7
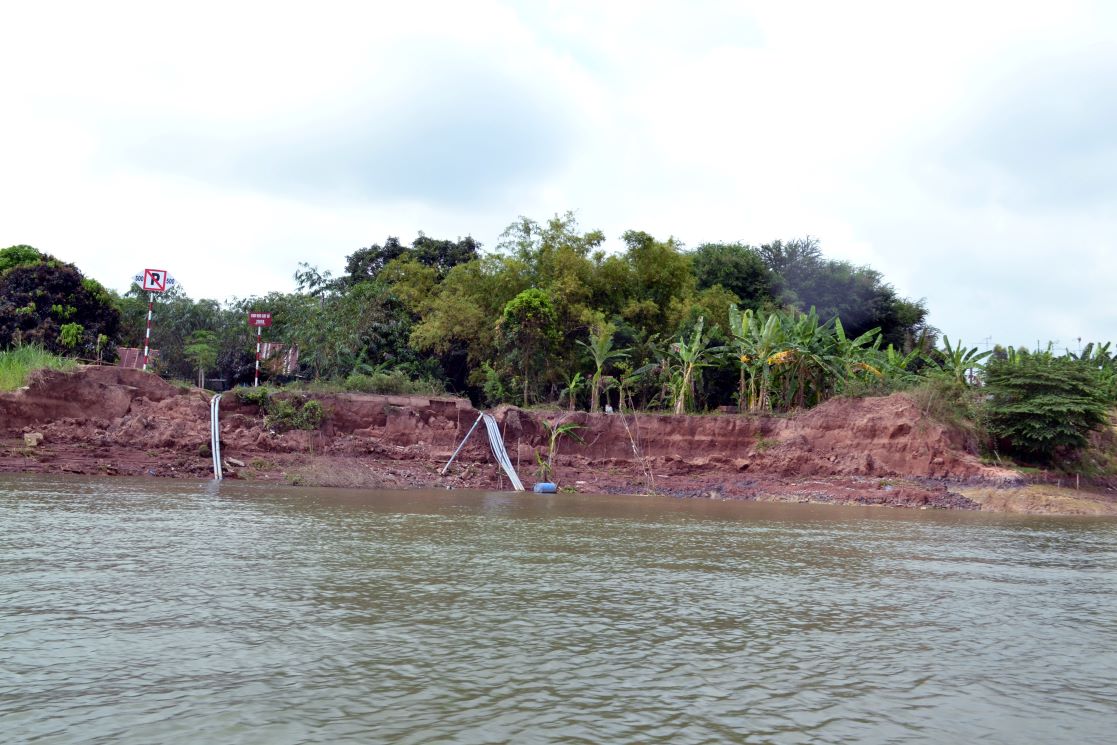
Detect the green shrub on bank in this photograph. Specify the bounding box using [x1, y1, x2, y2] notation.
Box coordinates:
[0, 345, 77, 392]
[984, 355, 1109, 462]
[343, 370, 443, 396]
[265, 397, 326, 432]
[232, 386, 327, 431]
[234, 386, 272, 408]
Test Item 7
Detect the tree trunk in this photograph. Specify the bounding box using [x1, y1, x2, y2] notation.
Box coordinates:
[738, 366, 746, 413]
[756, 367, 770, 412]
[674, 367, 691, 415]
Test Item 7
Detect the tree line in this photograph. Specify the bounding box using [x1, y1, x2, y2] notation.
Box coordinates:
[3, 214, 1115, 466]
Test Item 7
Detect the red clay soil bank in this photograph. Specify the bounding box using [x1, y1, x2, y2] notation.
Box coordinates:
[0, 366, 1026, 509]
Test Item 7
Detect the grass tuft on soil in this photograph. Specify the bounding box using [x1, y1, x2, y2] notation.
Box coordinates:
[0, 346, 76, 392]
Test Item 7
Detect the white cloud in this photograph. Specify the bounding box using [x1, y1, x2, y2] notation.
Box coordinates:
[2, 0, 1116, 346]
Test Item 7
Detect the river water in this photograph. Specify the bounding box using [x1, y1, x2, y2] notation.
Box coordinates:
[1, 474, 1115, 744]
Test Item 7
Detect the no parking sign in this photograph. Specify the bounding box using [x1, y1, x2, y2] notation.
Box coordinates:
[131, 268, 175, 372]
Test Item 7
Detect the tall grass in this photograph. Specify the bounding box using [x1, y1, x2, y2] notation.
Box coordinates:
[908, 373, 985, 453]
[0, 345, 77, 392]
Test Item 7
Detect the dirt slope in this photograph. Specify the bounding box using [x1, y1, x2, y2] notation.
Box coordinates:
[4, 365, 1111, 514]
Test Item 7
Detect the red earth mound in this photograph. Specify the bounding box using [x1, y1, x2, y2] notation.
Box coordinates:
[1, 366, 1022, 509]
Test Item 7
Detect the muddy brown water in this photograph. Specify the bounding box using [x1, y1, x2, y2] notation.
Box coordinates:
[2, 474, 1115, 744]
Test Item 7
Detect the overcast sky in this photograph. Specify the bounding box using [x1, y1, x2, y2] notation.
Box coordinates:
[2, 0, 1115, 350]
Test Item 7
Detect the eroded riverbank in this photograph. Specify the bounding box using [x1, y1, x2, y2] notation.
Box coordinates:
[3, 366, 1116, 515]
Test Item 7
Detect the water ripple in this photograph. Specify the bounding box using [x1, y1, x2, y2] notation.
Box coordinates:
[1, 474, 1116, 744]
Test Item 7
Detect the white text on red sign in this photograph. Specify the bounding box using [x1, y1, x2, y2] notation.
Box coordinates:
[248, 312, 273, 327]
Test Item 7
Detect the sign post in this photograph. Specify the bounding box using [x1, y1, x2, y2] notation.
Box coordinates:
[135, 269, 172, 372]
[248, 312, 273, 387]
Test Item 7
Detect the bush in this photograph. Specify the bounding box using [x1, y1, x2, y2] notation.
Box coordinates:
[264, 396, 327, 432]
[234, 386, 272, 408]
[343, 370, 444, 396]
[234, 386, 327, 431]
[984, 356, 1109, 462]
[480, 361, 510, 406]
[345, 371, 407, 395]
[0, 256, 120, 358]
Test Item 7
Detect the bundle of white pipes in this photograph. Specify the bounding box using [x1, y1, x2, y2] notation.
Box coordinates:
[441, 412, 525, 491]
[482, 413, 524, 491]
[209, 393, 223, 481]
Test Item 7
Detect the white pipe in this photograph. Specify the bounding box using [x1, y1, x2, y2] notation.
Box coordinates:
[482, 414, 524, 491]
[440, 411, 524, 491]
[441, 412, 485, 475]
[210, 393, 223, 480]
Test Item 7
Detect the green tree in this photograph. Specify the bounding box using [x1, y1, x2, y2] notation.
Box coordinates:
[759, 237, 929, 348]
[345, 234, 480, 285]
[379, 257, 440, 315]
[577, 324, 629, 413]
[666, 317, 724, 414]
[0, 245, 45, 274]
[939, 336, 993, 385]
[344, 237, 409, 284]
[828, 317, 883, 395]
[410, 233, 482, 276]
[619, 230, 696, 337]
[0, 250, 120, 358]
[559, 371, 585, 411]
[535, 417, 584, 482]
[116, 284, 249, 383]
[411, 256, 524, 392]
[777, 309, 844, 409]
[691, 242, 773, 311]
[878, 344, 925, 386]
[280, 280, 418, 382]
[668, 284, 740, 339]
[984, 355, 1109, 462]
[731, 309, 785, 412]
[184, 330, 219, 388]
[58, 322, 84, 351]
[498, 212, 605, 367]
[498, 288, 560, 407]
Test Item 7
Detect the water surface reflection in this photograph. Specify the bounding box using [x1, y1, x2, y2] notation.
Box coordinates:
[2, 474, 1115, 743]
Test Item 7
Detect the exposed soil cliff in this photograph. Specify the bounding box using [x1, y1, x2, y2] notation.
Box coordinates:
[3, 366, 1115, 514]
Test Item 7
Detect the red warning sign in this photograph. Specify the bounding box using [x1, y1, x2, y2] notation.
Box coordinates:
[248, 312, 273, 327]
[141, 268, 168, 292]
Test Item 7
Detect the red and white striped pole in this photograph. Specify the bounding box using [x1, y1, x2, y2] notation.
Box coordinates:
[142, 293, 154, 371]
[254, 325, 262, 387]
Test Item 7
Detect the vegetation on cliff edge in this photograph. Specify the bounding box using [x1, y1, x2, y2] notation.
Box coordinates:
[0, 345, 76, 392]
[6, 216, 1117, 472]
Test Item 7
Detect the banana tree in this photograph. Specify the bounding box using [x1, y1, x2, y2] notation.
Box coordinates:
[577, 325, 629, 413]
[536, 417, 584, 481]
[667, 317, 725, 414]
[559, 371, 585, 411]
[727, 304, 754, 412]
[782, 309, 843, 408]
[1070, 342, 1117, 403]
[941, 336, 992, 385]
[747, 312, 786, 412]
[879, 344, 924, 385]
[830, 317, 883, 394]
